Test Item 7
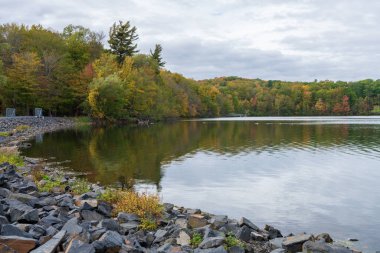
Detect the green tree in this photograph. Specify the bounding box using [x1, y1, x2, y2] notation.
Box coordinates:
[5, 52, 41, 114]
[108, 21, 138, 64]
[88, 74, 126, 120]
[150, 44, 165, 67]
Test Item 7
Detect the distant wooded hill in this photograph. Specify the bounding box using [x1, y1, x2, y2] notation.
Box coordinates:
[0, 23, 379, 119]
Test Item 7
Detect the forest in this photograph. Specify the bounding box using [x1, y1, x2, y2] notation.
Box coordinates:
[0, 22, 379, 120]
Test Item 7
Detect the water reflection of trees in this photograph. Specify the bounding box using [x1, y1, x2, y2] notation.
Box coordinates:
[23, 121, 380, 186]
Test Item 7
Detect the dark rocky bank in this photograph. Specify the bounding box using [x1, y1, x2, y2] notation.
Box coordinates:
[0, 161, 361, 253]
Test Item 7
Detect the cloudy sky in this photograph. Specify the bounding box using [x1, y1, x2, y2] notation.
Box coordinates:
[1, 0, 379, 81]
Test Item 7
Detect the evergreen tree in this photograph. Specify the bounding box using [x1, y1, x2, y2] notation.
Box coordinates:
[108, 21, 138, 64]
[150, 44, 165, 67]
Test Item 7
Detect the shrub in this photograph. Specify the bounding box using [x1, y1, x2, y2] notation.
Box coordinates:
[0, 132, 9, 137]
[14, 125, 30, 133]
[191, 232, 203, 248]
[0, 147, 24, 166]
[88, 75, 127, 120]
[31, 166, 46, 182]
[225, 233, 245, 249]
[38, 179, 63, 192]
[139, 218, 158, 231]
[70, 178, 91, 195]
[98, 189, 162, 218]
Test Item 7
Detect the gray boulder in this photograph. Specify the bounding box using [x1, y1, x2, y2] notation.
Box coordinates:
[65, 239, 95, 253]
[98, 230, 123, 252]
[282, 234, 312, 253]
[199, 236, 225, 249]
[0, 224, 33, 238]
[195, 245, 228, 253]
[238, 217, 259, 231]
[302, 240, 355, 253]
[81, 209, 104, 221]
[62, 217, 83, 236]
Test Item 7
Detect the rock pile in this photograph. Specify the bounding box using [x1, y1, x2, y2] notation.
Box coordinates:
[0, 117, 75, 146]
[0, 161, 360, 253]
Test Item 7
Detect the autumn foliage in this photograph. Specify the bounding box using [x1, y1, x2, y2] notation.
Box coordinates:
[0, 23, 379, 120]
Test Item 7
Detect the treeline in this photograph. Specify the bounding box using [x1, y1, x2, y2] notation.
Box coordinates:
[0, 22, 379, 120]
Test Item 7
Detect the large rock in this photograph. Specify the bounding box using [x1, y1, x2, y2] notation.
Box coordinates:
[35, 197, 57, 208]
[0, 224, 33, 238]
[30, 231, 66, 253]
[98, 231, 123, 252]
[75, 199, 98, 209]
[264, 225, 283, 239]
[0, 215, 9, 225]
[175, 218, 188, 229]
[97, 201, 113, 217]
[41, 215, 63, 227]
[9, 192, 37, 203]
[80, 209, 104, 221]
[229, 246, 245, 253]
[0, 187, 11, 198]
[19, 209, 39, 224]
[199, 236, 225, 249]
[8, 200, 34, 222]
[238, 217, 259, 231]
[153, 229, 168, 243]
[119, 221, 140, 234]
[282, 234, 312, 253]
[65, 239, 95, 253]
[28, 225, 46, 239]
[188, 214, 208, 228]
[0, 242, 17, 252]
[210, 215, 228, 229]
[98, 219, 119, 232]
[177, 230, 191, 246]
[62, 217, 83, 236]
[117, 212, 140, 223]
[0, 236, 37, 253]
[194, 245, 228, 253]
[302, 240, 355, 253]
[315, 233, 333, 243]
[235, 225, 252, 242]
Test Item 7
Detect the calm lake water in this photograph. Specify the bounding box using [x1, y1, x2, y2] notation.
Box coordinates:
[22, 117, 380, 252]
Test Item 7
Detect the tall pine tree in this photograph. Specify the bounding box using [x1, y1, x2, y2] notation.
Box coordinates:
[108, 21, 138, 64]
[150, 44, 165, 67]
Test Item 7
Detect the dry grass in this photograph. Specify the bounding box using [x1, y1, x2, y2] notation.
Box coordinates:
[0, 147, 24, 166]
[98, 189, 163, 218]
[14, 125, 30, 133]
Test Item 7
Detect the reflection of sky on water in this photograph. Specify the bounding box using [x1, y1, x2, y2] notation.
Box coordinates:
[22, 117, 380, 252]
[159, 148, 380, 252]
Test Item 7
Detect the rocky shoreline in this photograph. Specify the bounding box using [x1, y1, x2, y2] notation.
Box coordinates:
[0, 117, 76, 147]
[0, 117, 362, 253]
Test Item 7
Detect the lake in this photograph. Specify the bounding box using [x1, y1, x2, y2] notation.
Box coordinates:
[21, 116, 380, 252]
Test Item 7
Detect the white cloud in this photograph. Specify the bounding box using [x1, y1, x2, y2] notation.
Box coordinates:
[0, 0, 379, 81]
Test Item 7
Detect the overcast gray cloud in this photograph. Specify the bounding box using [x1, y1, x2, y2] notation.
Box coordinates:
[0, 0, 379, 81]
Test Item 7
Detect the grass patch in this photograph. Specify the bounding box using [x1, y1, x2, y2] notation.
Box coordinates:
[190, 232, 203, 248]
[38, 179, 63, 193]
[98, 189, 162, 218]
[14, 125, 30, 133]
[224, 233, 245, 249]
[139, 218, 158, 231]
[0, 132, 10, 137]
[70, 178, 91, 195]
[31, 166, 46, 182]
[0, 147, 24, 166]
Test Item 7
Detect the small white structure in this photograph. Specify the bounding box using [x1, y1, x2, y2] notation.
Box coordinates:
[5, 108, 16, 117]
[34, 108, 43, 118]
